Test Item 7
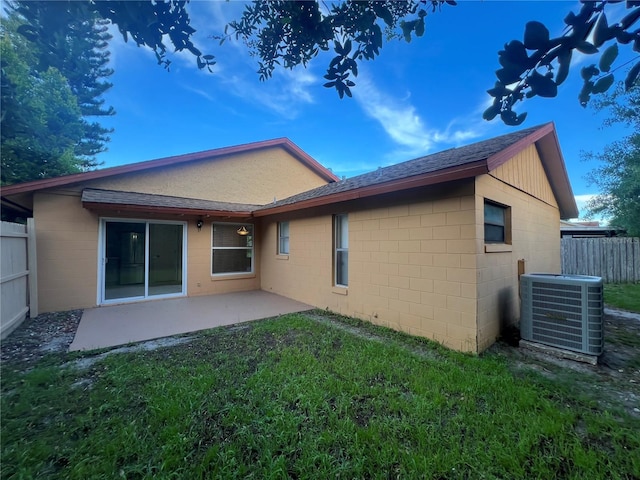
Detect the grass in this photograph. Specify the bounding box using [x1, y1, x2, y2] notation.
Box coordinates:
[2, 312, 640, 479]
[604, 283, 640, 313]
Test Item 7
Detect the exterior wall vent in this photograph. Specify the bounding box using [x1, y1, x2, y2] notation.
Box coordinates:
[520, 274, 604, 356]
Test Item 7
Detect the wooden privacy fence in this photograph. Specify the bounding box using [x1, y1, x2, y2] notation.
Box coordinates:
[561, 237, 640, 283]
[1, 220, 37, 339]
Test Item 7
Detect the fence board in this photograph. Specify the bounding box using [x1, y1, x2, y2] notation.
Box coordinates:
[561, 237, 640, 283]
[1, 220, 36, 338]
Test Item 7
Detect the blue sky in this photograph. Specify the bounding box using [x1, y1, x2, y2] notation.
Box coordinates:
[98, 1, 634, 219]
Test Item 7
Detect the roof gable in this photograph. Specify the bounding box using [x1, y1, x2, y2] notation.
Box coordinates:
[0, 138, 339, 196]
[255, 123, 578, 219]
[3, 124, 579, 220]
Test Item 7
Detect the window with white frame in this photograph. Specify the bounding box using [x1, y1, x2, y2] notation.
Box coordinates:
[334, 214, 348, 287]
[484, 200, 511, 244]
[212, 223, 254, 275]
[278, 221, 290, 255]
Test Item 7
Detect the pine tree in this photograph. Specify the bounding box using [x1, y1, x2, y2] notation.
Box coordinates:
[1, 1, 115, 184]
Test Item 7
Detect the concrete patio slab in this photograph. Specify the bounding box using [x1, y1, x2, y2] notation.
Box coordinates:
[69, 291, 312, 351]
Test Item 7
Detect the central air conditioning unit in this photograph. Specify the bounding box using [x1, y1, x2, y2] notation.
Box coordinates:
[520, 273, 604, 356]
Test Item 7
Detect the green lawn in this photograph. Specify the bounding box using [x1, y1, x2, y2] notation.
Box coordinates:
[2, 313, 639, 479]
[605, 283, 640, 312]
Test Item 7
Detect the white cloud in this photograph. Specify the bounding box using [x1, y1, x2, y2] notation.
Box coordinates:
[166, 1, 318, 118]
[217, 67, 317, 120]
[574, 193, 595, 214]
[573, 193, 611, 222]
[352, 73, 486, 159]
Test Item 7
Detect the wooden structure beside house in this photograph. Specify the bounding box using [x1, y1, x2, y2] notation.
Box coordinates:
[1, 123, 578, 353]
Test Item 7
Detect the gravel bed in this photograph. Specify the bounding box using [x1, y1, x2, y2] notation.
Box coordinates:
[1, 310, 82, 365]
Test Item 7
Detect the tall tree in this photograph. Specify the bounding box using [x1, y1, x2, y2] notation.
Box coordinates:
[1, 1, 114, 184]
[1, 24, 85, 184]
[584, 85, 640, 236]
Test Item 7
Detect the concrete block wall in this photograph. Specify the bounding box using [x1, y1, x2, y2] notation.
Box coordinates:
[260, 181, 480, 352]
[348, 190, 479, 352]
[475, 145, 561, 352]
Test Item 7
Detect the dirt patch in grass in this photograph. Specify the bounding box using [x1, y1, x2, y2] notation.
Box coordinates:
[2, 306, 639, 419]
[490, 309, 640, 418]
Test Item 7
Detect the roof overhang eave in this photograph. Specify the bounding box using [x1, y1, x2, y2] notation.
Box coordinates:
[254, 161, 489, 217]
[82, 201, 254, 218]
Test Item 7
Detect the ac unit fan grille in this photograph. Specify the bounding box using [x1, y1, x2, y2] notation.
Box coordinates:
[524, 279, 604, 355]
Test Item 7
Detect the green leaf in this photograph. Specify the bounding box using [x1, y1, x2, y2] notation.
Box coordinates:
[500, 109, 527, 126]
[372, 4, 393, 27]
[579, 81, 593, 107]
[592, 12, 610, 47]
[528, 70, 557, 98]
[523, 21, 549, 50]
[415, 17, 425, 37]
[487, 82, 507, 98]
[592, 74, 615, 94]
[576, 41, 598, 54]
[625, 61, 640, 90]
[482, 104, 500, 121]
[499, 41, 529, 69]
[581, 64, 599, 81]
[620, 7, 640, 30]
[400, 20, 416, 43]
[598, 44, 618, 72]
[496, 66, 522, 85]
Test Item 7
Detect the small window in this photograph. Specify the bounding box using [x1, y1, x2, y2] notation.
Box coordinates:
[212, 223, 254, 275]
[484, 200, 511, 244]
[278, 221, 290, 255]
[334, 214, 348, 287]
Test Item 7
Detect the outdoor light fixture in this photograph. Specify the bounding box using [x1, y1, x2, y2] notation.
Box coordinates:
[236, 226, 249, 236]
[196, 219, 203, 231]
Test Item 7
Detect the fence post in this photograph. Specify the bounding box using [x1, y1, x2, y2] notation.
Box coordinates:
[27, 218, 38, 318]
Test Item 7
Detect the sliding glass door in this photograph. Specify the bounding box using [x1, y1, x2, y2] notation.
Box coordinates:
[102, 219, 185, 303]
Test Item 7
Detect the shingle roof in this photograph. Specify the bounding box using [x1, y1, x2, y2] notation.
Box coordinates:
[7, 123, 578, 219]
[255, 125, 542, 211]
[82, 189, 259, 215]
[0, 137, 339, 196]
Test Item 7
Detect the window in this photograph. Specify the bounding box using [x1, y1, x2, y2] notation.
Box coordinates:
[334, 214, 348, 287]
[484, 200, 511, 244]
[278, 221, 290, 255]
[212, 223, 254, 275]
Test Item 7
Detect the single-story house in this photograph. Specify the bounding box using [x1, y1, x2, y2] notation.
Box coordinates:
[560, 220, 624, 238]
[0, 122, 578, 353]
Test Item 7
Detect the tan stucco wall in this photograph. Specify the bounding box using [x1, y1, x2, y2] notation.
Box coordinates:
[475, 144, 560, 352]
[260, 182, 479, 352]
[33, 191, 261, 313]
[86, 146, 329, 205]
[30, 146, 329, 313]
[34, 191, 100, 312]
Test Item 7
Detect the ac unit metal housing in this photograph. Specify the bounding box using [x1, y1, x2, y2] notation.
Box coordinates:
[520, 273, 604, 356]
